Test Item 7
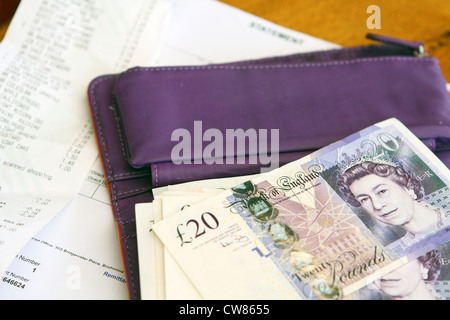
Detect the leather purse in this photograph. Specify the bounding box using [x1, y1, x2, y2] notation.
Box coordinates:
[87, 34, 450, 299]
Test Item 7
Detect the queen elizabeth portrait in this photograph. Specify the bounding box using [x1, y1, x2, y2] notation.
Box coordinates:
[337, 158, 444, 242]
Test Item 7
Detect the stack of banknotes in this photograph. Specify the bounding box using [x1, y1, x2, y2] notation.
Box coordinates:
[136, 118, 450, 300]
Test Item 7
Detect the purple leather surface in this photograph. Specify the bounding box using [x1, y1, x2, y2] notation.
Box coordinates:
[113, 55, 450, 184]
[87, 38, 450, 300]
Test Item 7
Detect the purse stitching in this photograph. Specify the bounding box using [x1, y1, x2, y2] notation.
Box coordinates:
[119, 56, 434, 75]
[153, 163, 159, 187]
[106, 171, 151, 180]
[90, 75, 139, 299]
[120, 231, 137, 299]
[107, 104, 130, 160]
[112, 186, 151, 199]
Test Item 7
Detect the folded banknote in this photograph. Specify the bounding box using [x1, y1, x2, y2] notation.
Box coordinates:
[152, 118, 450, 299]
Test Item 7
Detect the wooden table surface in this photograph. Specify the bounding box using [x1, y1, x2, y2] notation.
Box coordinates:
[219, 0, 450, 82]
[1, 0, 450, 82]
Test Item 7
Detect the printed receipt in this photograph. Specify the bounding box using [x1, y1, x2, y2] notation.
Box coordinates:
[0, 0, 170, 277]
[0, 158, 128, 299]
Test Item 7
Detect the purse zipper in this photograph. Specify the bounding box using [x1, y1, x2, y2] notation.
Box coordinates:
[366, 33, 427, 57]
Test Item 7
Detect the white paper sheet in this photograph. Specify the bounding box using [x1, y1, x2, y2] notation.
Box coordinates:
[0, 158, 128, 299]
[0, 0, 170, 289]
[148, 0, 339, 66]
[136, 199, 167, 300]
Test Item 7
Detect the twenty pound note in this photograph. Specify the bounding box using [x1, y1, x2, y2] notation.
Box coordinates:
[152, 118, 450, 299]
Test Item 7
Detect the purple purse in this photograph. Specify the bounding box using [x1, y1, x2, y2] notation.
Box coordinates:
[87, 34, 450, 299]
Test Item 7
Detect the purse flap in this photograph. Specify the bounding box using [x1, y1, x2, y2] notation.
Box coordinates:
[111, 52, 450, 170]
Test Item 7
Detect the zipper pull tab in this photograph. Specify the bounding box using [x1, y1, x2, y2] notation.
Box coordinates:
[366, 33, 427, 57]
